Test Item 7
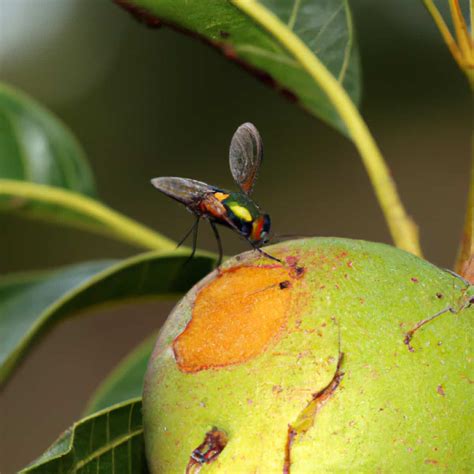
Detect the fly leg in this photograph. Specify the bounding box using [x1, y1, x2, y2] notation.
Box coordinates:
[210, 221, 223, 267]
[247, 238, 282, 263]
[183, 216, 200, 265]
[177, 216, 200, 248]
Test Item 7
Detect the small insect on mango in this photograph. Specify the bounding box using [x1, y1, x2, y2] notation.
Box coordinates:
[151, 122, 279, 266]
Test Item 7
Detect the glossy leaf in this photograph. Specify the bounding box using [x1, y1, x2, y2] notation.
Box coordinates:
[0, 84, 174, 250]
[85, 336, 155, 415]
[0, 83, 97, 227]
[20, 398, 147, 473]
[0, 251, 215, 385]
[0, 83, 95, 195]
[116, 0, 360, 133]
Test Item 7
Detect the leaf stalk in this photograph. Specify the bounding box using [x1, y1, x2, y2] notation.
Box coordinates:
[0, 180, 175, 251]
[454, 100, 474, 282]
[423, 0, 465, 67]
[232, 0, 422, 256]
[449, 0, 472, 61]
[423, 0, 474, 85]
[422, 0, 474, 280]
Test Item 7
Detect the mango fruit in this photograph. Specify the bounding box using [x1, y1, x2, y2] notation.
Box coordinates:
[143, 238, 473, 472]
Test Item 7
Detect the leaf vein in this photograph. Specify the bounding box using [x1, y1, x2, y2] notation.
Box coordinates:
[234, 44, 300, 67]
[310, 2, 345, 50]
[337, 0, 353, 84]
[74, 428, 143, 470]
[287, 0, 302, 31]
[3, 109, 33, 181]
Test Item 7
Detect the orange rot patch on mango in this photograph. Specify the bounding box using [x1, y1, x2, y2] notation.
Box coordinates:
[173, 265, 299, 373]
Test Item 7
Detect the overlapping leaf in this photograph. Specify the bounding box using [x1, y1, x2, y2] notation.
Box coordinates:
[20, 399, 147, 473]
[0, 83, 99, 227]
[86, 336, 155, 415]
[116, 0, 360, 134]
[0, 252, 215, 384]
[0, 83, 95, 195]
[0, 83, 173, 249]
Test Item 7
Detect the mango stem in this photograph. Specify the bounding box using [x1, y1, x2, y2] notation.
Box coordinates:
[232, 0, 422, 256]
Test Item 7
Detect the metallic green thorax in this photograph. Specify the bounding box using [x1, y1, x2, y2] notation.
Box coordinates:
[220, 191, 262, 221]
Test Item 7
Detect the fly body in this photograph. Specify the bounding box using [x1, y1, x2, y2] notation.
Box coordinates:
[151, 122, 278, 266]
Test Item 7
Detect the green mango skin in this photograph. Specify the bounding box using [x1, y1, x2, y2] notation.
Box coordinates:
[143, 238, 473, 473]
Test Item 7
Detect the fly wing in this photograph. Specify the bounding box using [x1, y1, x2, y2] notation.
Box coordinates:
[151, 177, 214, 207]
[229, 122, 263, 195]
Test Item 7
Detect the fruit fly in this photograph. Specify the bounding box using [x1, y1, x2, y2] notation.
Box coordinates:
[151, 122, 279, 266]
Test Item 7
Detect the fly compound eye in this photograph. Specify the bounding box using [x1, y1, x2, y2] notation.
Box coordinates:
[239, 221, 252, 237]
[263, 214, 271, 235]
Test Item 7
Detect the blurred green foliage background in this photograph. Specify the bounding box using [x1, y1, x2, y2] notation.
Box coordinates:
[0, 0, 470, 471]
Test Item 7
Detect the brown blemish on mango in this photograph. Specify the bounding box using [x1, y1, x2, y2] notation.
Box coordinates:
[173, 265, 299, 373]
[284, 353, 344, 473]
[186, 428, 228, 473]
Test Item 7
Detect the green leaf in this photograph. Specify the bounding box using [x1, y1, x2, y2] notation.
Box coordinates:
[0, 83, 174, 250]
[0, 251, 215, 385]
[20, 398, 147, 473]
[0, 83, 96, 195]
[0, 82, 96, 230]
[116, 0, 360, 133]
[86, 336, 155, 415]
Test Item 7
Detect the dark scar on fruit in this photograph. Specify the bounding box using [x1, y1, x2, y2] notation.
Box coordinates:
[404, 289, 473, 352]
[295, 266, 305, 277]
[186, 428, 228, 473]
[246, 279, 292, 296]
[284, 256, 306, 279]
